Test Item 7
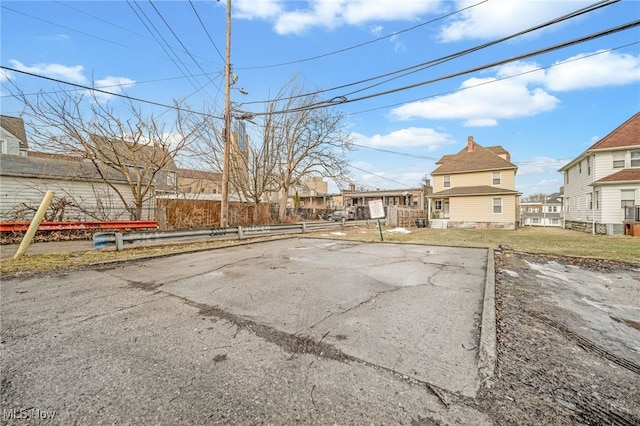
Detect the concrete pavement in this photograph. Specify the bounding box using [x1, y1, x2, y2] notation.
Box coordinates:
[1, 238, 495, 424]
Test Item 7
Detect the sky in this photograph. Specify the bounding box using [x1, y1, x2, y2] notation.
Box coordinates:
[1, 0, 639, 197]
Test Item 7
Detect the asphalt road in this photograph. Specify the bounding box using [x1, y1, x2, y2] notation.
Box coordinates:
[1, 238, 494, 425]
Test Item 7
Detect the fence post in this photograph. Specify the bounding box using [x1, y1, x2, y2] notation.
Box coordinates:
[237, 226, 244, 240]
[13, 190, 55, 259]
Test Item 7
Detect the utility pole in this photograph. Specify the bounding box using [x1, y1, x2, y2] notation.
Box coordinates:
[220, 0, 232, 228]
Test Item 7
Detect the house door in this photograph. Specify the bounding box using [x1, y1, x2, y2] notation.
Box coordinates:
[444, 201, 450, 218]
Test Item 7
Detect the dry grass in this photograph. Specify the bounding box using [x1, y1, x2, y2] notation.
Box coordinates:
[311, 224, 640, 265]
[1, 225, 638, 276]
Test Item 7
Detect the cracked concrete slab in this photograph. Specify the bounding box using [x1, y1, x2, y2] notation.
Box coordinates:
[1, 237, 492, 424]
[108, 238, 488, 397]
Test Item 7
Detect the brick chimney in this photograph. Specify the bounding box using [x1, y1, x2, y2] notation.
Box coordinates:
[467, 136, 474, 151]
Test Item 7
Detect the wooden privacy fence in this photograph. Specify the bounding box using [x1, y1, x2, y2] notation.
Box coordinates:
[155, 199, 275, 230]
[386, 206, 428, 228]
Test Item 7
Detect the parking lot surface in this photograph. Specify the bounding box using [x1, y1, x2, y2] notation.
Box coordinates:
[1, 238, 492, 424]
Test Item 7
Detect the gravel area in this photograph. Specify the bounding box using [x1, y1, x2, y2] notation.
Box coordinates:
[475, 248, 640, 425]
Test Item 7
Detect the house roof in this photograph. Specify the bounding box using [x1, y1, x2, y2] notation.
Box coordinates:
[28, 150, 84, 162]
[0, 115, 28, 150]
[343, 188, 424, 198]
[592, 168, 640, 185]
[177, 168, 221, 181]
[429, 185, 521, 197]
[432, 138, 517, 175]
[0, 153, 129, 183]
[559, 112, 640, 171]
[89, 134, 178, 171]
[588, 112, 640, 151]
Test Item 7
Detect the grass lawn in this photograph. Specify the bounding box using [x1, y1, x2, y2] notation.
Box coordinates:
[316, 225, 640, 265]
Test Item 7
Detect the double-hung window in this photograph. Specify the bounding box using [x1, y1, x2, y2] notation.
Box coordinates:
[493, 198, 502, 214]
[492, 171, 501, 185]
[443, 176, 450, 188]
[613, 152, 625, 168]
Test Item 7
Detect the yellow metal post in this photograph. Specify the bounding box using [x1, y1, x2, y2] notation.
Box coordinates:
[13, 190, 55, 259]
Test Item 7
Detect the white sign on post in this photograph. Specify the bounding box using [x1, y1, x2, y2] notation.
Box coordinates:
[368, 199, 385, 219]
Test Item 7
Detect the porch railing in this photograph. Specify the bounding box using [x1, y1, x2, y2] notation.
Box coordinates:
[624, 205, 640, 222]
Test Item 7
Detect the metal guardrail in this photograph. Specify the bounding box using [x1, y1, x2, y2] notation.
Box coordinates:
[93, 220, 363, 251]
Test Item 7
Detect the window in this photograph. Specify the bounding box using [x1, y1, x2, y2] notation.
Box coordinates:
[434, 200, 442, 210]
[565, 197, 570, 212]
[0, 139, 5, 154]
[587, 193, 592, 210]
[595, 190, 600, 209]
[492, 171, 501, 185]
[493, 198, 502, 214]
[551, 218, 559, 225]
[578, 161, 582, 173]
[443, 176, 450, 188]
[532, 218, 540, 224]
[613, 152, 625, 168]
[631, 151, 640, 167]
[587, 157, 591, 175]
[621, 190, 635, 208]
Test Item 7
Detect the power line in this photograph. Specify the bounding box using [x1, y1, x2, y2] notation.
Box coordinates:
[348, 163, 413, 188]
[235, 0, 489, 71]
[0, 65, 223, 119]
[148, 0, 220, 99]
[352, 142, 572, 167]
[347, 42, 639, 116]
[189, 0, 225, 63]
[245, 19, 640, 117]
[238, 0, 620, 108]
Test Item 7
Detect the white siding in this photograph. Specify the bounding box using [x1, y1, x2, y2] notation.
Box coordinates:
[600, 185, 639, 223]
[0, 176, 155, 221]
[562, 155, 597, 223]
[0, 128, 25, 156]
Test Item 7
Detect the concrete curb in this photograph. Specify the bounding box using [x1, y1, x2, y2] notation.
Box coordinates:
[478, 247, 497, 389]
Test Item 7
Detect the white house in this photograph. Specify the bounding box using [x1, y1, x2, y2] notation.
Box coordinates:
[1, 154, 156, 221]
[0, 115, 28, 156]
[558, 112, 640, 235]
[520, 193, 563, 227]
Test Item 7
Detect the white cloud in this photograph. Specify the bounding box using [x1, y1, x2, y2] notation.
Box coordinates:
[9, 60, 86, 84]
[94, 76, 136, 91]
[240, 0, 441, 35]
[439, 0, 592, 42]
[390, 48, 639, 125]
[90, 76, 136, 101]
[370, 25, 384, 36]
[0, 68, 11, 82]
[234, 0, 283, 20]
[390, 33, 406, 52]
[545, 50, 640, 92]
[391, 74, 559, 125]
[516, 177, 563, 197]
[516, 156, 567, 176]
[352, 127, 455, 150]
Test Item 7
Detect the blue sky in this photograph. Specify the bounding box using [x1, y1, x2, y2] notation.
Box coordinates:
[1, 0, 639, 197]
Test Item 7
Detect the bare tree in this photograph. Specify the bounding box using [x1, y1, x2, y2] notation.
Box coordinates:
[10, 84, 204, 220]
[263, 77, 353, 221]
[523, 193, 549, 203]
[190, 76, 352, 224]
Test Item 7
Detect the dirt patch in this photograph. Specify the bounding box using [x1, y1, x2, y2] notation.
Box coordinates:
[476, 248, 640, 425]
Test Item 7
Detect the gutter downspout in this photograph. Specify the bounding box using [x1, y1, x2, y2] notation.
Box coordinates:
[592, 153, 596, 235]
